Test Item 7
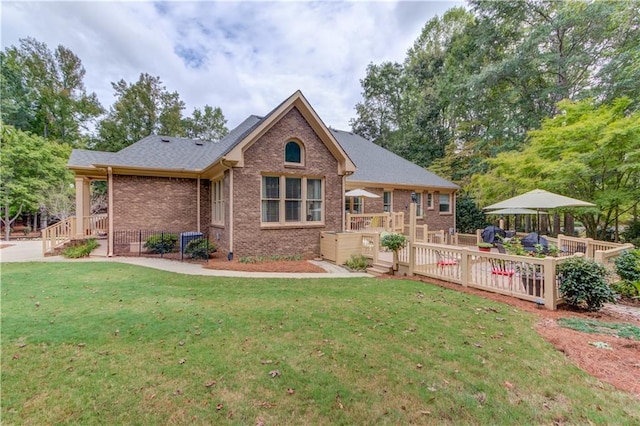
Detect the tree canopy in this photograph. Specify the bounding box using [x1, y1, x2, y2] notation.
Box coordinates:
[0, 123, 71, 240]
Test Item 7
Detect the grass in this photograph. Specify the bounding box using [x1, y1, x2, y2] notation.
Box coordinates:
[2, 262, 639, 425]
[557, 317, 640, 340]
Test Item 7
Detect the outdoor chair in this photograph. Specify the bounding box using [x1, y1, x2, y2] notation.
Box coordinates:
[435, 250, 458, 270]
[489, 258, 515, 290]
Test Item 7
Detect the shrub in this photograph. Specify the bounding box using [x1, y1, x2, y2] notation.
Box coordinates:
[610, 281, 640, 298]
[614, 249, 640, 283]
[557, 257, 616, 311]
[22, 226, 31, 235]
[344, 254, 371, 271]
[184, 238, 216, 260]
[62, 238, 98, 258]
[144, 233, 178, 254]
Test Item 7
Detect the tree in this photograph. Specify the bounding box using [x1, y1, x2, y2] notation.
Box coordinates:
[0, 123, 71, 240]
[473, 98, 640, 240]
[94, 73, 186, 152]
[183, 105, 229, 141]
[1, 38, 104, 146]
[456, 193, 489, 234]
[349, 62, 412, 151]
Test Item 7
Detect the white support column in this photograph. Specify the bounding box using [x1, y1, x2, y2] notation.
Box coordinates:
[74, 176, 86, 238]
[107, 167, 114, 257]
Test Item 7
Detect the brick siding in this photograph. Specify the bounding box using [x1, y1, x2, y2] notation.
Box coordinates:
[112, 175, 203, 232]
[230, 107, 343, 257]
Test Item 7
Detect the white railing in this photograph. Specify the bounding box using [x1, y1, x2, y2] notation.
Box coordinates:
[83, 214, 108, 237]
[42, 214, 109, 254]
[404, 242, 579, 309]
[42, 217, 75, 254]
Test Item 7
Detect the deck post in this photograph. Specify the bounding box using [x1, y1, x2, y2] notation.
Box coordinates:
[408, 203, 416, 276]
[543, 257, 556, 310]
[460, 248, 469, 287]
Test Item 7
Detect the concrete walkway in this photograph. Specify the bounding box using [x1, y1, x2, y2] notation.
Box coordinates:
[0, 240, 370, 279]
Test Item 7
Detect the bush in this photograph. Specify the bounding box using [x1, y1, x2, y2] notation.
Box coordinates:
[144, 233, 178, 254]
[614, 249, 640, 283]
[184, 238, 216, 260]
[344, 254, 371, 271]
[22, 226, 31, 235]
[380, 232, 407, 252]
[62, 238, 98, 258]
[557, 257, 616, 311]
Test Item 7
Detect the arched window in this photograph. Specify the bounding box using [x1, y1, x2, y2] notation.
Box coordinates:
[285, 141, 302, 164]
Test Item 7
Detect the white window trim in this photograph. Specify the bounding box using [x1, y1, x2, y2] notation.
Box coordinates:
[439, 192, 452, 214]
[414, 191, 423, 217]
[383, 190, 393, 213]
[211, 178, 224, 225]
[426, 192, 434, 210]
[284, 140, 305, 167]
[261, 175, 324, 227]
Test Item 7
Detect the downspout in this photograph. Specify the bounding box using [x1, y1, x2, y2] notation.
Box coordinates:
[228, 167, 234, 256]
[342, 175, 346, 231]
[197, 175, 201, 233]
[107, 167, 114, 257]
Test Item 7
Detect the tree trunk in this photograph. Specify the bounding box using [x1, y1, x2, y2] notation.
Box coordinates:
[4, 203, 9, 241]
[564, 213, 574, 236]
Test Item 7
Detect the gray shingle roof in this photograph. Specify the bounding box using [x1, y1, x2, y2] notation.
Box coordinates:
[68, 111, 458, 191]
[332, 129, 459, 190]
[67, 115, 263, 170]
[68, 149, 118, 167]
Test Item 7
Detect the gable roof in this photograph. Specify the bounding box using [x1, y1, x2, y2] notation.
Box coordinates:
[221, 90, 356, 175]
[69, 91, 355, 176]
[333, 129, 459, 190]
[67, 91, 457, 190]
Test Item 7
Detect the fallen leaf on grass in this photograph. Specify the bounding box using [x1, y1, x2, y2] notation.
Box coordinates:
[178, 358, 186, 364]
[416, 363, 423, 369]
[258, 401, 276, 408]
[179, 341, 185, 346]
[261, 359, 273, 365]
[269, 370, 281, 378]
[216, 403, 224, 410]
[173, 389, 183, 396]
[204, 380, 217, 388]
[420, 410, 431, 415]
[12, 354, 20, 360]
[17, 343, 26, 348]
[287, 388, 295, 395]
[504, 381, 515, 389]
[256, 418, 266, 426]
[474, 343, 482, 348]
[335, 394, 344, 409]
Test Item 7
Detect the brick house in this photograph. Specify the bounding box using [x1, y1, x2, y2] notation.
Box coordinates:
[68, 91, 458, 258]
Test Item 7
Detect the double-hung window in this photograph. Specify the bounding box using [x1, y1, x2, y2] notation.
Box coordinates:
[439, 193, 451, 213]
[262, 175, 323, 224]
[383, 191, 392, 212]
[415, 192, 423, 216]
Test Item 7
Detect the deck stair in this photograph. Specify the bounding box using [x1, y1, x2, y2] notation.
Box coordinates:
[367, 260, 394, 276]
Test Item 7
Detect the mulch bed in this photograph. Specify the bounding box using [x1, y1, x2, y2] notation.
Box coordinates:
[204, 255, 326, 273]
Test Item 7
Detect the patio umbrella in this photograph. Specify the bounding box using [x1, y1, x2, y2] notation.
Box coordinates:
[484, 208, 548, 215]
[483, 189, 595, 243]
[345, 188, 380, 198]
[483, 189, 595, 210]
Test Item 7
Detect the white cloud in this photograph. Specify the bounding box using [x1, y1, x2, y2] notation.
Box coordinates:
[1, 0, 462, 131]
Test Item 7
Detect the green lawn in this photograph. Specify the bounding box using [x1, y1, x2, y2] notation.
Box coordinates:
[2, 262, 638, 425]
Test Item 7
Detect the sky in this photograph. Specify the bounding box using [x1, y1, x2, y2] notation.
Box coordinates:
[2, 1, 463, 131]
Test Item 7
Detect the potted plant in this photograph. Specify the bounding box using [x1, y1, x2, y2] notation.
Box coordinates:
[477, 242, 493, 252]
[380, 232, 407, 272]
